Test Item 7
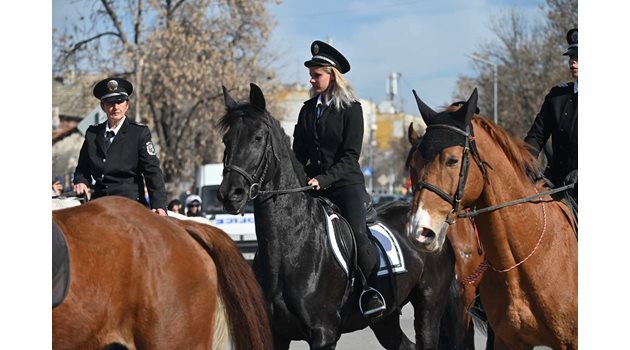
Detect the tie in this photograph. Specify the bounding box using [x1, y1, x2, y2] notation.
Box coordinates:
[105, 131, 115, 150]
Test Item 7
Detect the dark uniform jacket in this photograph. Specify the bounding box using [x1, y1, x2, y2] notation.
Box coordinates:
[292, 96, 365, 190]
[525, 82, 578, 186]
[73, 117, 167, 210]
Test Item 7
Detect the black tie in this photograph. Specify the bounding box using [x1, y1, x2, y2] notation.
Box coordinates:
[105, 131, 115, 150]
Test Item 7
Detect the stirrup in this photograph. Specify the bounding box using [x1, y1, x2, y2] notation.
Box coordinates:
[359, 287, 386, 317]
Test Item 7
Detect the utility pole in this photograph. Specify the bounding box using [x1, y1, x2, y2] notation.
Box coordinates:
[468, 54, 498, 125]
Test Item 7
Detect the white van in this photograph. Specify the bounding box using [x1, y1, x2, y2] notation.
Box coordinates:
[195, 163, 257, 262]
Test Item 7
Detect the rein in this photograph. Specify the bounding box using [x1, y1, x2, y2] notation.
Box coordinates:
[455, 183, 575, 219]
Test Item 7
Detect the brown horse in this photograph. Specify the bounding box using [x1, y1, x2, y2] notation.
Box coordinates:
[407, 122, 491, 350]
[52, 196, 272, 350]
[405, 89, 577, 349]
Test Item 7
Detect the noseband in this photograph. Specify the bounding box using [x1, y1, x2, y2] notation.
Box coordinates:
[223, 131, 275, 202]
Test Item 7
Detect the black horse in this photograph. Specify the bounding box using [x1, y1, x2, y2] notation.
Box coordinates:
[217, 83, 459, 350]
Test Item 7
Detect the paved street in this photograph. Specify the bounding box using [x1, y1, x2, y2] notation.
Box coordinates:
[289, 303, 552, 349]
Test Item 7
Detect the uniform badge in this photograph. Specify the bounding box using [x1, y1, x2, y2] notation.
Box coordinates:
[146, 141, 156, 155]
[313, 44, 319, 55]
[107, 80, 118, 91]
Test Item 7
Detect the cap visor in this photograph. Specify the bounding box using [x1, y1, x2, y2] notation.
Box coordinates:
[101, 95, 129, 104]
[304, 58, 332, 68]
[563, 47, 577, 56]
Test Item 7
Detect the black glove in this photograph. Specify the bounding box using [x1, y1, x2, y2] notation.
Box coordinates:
[563, 170, 577, 186]
[563, 170, 578, 198]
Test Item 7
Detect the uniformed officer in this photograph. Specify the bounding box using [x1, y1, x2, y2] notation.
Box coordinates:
[525, 28, 578, 201]
[72, 77, 167, 215]
[292, 40, 386, 317]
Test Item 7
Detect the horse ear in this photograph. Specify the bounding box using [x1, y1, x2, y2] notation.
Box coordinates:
[249, 83, 266, 111]
[413, 89, 438, 125]
[222, 86, 238, 110]
[408, 122, 419, 144]
[463, 88, 478, 125]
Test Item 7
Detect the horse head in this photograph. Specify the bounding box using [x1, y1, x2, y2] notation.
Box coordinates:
[217, 83, 292, 215]
[406, 89, 486, 253]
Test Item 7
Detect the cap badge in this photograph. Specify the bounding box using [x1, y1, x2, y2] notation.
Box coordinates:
[569, 30, 577, 44]
[107, 80, 118, 91]
[313, 44, 319, 55]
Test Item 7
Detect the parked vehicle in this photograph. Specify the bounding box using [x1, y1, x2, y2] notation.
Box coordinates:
[196, 163, 257, 262]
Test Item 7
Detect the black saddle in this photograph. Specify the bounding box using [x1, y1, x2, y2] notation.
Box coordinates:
[52, 221, 70, 308]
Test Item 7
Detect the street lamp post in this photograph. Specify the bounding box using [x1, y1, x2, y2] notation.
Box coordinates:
[468, 54, 498, 125]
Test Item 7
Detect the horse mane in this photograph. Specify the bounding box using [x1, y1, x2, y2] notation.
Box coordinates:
[472, 116, 541, 182]
[218, 101, 309, 187]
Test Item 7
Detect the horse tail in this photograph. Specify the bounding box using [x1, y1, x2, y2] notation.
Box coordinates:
[180, 221, 273, 350]
[438, 275, 465, 349]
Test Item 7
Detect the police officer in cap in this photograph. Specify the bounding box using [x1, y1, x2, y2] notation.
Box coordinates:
[525, 28, 578, 203]
[73, 77, 168, 215]
[293, 40, 386, 317]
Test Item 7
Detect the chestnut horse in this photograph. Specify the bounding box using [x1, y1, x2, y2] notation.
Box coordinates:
[406, 123, 492, 350]
[405, 89, 577, 349]
[52, 196, 272, 350]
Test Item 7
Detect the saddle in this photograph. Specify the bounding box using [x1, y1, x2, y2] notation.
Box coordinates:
[52, 221, 70, 308]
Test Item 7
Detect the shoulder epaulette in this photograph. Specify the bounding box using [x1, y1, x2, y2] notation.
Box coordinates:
[130, 121, 146, 127]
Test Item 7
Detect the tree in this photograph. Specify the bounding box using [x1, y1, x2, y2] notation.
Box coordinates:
[454, 0, 577, 138]
[53, 0, 281, 187]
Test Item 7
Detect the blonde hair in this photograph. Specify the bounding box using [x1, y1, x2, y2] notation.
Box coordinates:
[309, 67, 359, 110]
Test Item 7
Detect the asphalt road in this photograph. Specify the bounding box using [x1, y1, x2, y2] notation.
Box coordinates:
[289, 303, 552, 349]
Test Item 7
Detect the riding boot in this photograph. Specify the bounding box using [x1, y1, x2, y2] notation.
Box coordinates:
[357, 239, 386, 317]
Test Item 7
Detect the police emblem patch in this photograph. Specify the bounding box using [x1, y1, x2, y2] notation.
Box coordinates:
[313, 44, 319, 55]
[146, 141, 156, 155]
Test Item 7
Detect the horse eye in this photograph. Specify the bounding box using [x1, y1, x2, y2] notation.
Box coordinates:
[255, 135, 263, 142]
[446, 157, 458, 167]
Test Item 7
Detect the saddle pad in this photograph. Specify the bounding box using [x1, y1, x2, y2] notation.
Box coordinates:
[369, 223, 407, 276]
[325, 211, 406, 277]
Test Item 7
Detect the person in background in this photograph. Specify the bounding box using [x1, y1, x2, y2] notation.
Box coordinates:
[185, 194, 204, 217]
[52, 178, 64, 196]
[524, 28, 578, 203]
[167, 199, 183, 214]
[72, 77, 167, 215]
[292, 40, 385, 318]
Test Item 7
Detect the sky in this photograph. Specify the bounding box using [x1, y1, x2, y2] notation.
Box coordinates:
[265, 0, 542, 114]
[51, 0, 542, 115]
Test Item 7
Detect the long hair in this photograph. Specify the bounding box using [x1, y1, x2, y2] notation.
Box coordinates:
[309, 66, 359, 110]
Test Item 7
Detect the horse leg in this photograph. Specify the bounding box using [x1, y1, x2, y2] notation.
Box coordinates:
[485, 325, 495, 350]
[369, 311, 415, 350]
[308, 326, 339, 350]
[460, 321, 475, 350]
[273, 335, 291, 350]
[412, 302, 445, 350]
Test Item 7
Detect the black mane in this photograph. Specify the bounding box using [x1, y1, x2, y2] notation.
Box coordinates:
[217, 100, 309, 186]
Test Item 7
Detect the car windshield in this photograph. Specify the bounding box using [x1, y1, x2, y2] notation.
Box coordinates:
[201, 186, 254, 214]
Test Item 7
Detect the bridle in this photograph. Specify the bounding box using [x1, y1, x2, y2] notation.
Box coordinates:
[222, 117, 313, 213]
[412, 119, 573, 274]
[412, 122, 489, 224]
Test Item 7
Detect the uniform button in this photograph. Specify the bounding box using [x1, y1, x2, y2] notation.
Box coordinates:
[102, 158, 107, 162]
[317, 160, 321, 164]
[100, 174, 105, 179]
